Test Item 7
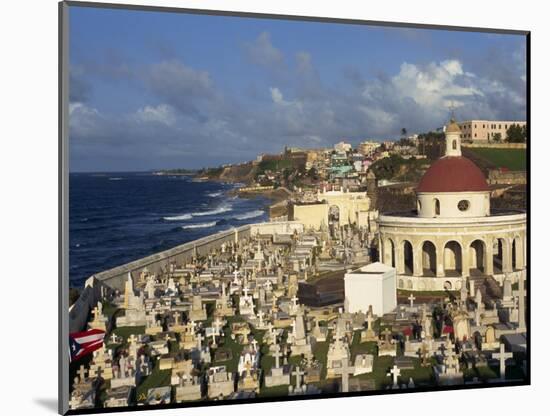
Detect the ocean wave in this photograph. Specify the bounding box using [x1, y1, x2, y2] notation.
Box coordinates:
[206, 191, 223, 198]
[109, 177, 124, 181]
[182, 221, 217, 230]
[235, 210, 264, 220]
[193, 204, 232, 217]
[163, 213, 193, 221]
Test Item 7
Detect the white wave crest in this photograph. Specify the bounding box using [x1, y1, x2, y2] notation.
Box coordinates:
[206, 191, 223, 197]
[193, 204, 232, 217]
[109, 177, 123, 181]
[235, 210, 264, 220]
[163, 213, 193, 221]
[182, 221, 217, 229]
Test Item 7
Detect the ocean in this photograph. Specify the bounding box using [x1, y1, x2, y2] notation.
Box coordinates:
[69, 172, 269, 288]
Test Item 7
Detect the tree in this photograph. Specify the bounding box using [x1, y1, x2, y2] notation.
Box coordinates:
[506, 123, 526, 143]
[401, 127, 407, 137]
[493, 132, 502, 142]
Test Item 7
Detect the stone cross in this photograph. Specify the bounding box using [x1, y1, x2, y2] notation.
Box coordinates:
[128, 334, 138, 344]
[273, 345, 283, 369]
[77, 365, 87, 382]
[408, 294, 416, 308]
[110, 333, 119, 344]
[381, 327, 392, 344]
[243, 286, 251, 298]
[189, 320, 197, 335]
[366, 311, 374, 330]
[292, 366, 305, 390]
[387, 365, 401, 388]
[173, 312, 181, 326]
[251, 338, 259, 352]
[492, 343, 513, 380]
[291, 295, 299, 309]
[91, 306, 100, 322]
[258, 310, 265, 327]
[334, 358, 355, 393]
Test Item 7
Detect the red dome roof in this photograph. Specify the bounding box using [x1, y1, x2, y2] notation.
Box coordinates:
[416, 156, 489, 193]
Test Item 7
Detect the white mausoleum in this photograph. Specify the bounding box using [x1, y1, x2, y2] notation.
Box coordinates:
[344, 262, 397, 316]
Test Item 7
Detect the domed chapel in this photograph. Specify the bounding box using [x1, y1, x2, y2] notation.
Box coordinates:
[378, 118, 526, 291]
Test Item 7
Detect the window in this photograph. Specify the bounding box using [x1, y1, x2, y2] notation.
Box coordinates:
[458, 200, 470, 211]
[434, 198, 440, 216]
[452, 140, 457, 149]
[475, 133, 477, 137]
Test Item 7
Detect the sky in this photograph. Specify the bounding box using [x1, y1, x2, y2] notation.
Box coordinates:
[68, 6, 527, 172]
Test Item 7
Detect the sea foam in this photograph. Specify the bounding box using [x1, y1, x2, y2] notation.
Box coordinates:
[182, 221, 217, 230]
[235, 210, 264, 220]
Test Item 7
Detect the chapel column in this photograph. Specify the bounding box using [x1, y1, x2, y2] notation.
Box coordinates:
[485, 238, 494, 276]
[436, 242, 445, 278]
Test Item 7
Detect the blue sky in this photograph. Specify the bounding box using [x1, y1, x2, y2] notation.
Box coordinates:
[68, 6, 527, 172]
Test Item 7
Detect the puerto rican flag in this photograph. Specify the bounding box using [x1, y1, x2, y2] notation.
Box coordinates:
[69, 328, 106, 362]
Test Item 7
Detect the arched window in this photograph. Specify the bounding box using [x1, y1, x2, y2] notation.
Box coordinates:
[452, 140, 457, 150]
[434, 198, 440, 216]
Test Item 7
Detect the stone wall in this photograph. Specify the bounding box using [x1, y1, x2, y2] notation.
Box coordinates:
[463, 143, 527, 149]
[488, 169, 527, 185]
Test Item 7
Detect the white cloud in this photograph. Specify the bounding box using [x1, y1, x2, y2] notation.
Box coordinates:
[270, 87, 284, 104]
[386, 59, 483, 109]
[134, 104, 176, 126]
[245, 32, 284, 67]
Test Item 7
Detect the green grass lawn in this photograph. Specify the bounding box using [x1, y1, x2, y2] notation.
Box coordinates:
[468, 147, 526, 171]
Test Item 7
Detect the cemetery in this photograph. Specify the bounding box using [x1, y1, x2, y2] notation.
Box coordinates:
[68, 219, 528, 410]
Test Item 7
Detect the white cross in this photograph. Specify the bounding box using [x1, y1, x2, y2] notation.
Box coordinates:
[292, 366, 305, 389]
[91, 306, 100, 322]
[334, 358, 355, 393]
[387, 365, 401, 388]
[110, 333, 119, 344]
[251, 338, 259, 351]
[189, 320, 197, 335]
[492, 343, 513, 380]
[408, 294, 416, 308]
[291, 295, 299, 308]
[128, 334, 138, 346]
[243, 286, 251, 298]
[269, 344, 281, 369]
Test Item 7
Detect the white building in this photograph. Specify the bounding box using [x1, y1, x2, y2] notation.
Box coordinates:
[334, 141, 352, 153]
[344, 262, 397, 316]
